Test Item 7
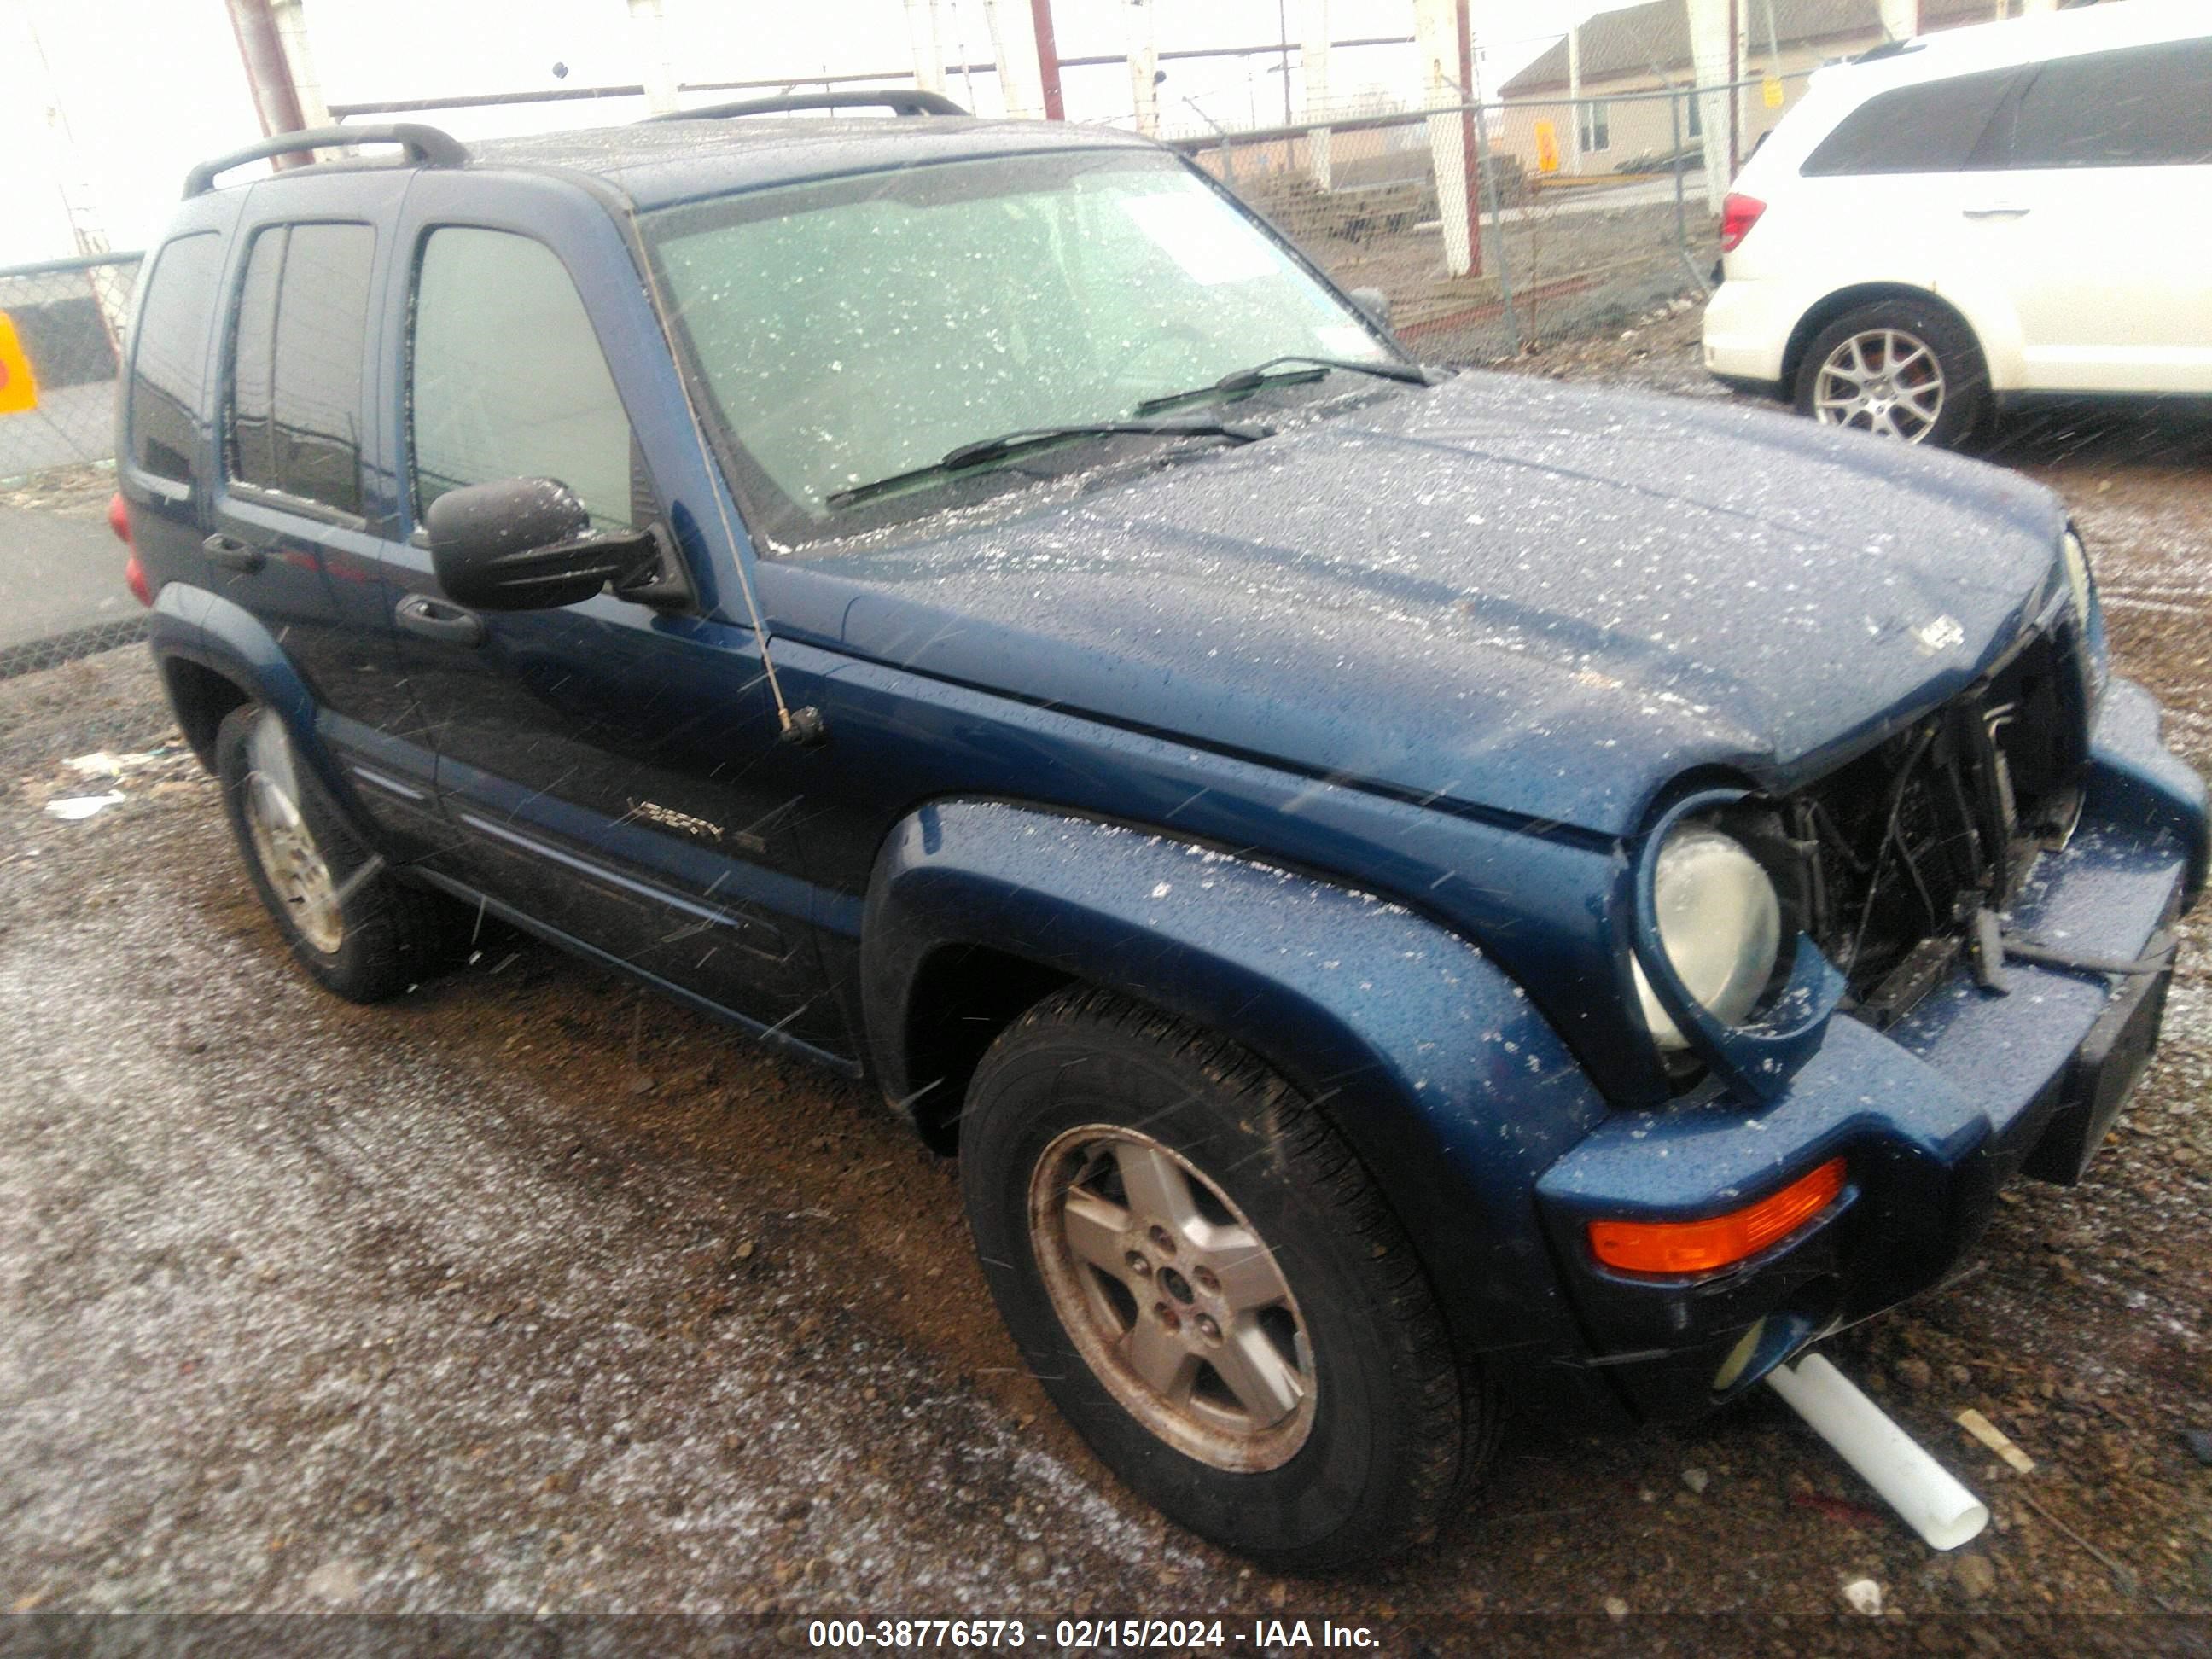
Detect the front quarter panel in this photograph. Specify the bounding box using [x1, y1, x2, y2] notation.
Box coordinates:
[861, 798, 1623, 1423]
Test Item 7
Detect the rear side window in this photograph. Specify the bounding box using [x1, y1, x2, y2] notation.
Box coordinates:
[126, 232, 224, 486]
[1996, 39, 2212, 169]
[409, 228, 640, 531]
[225, 221, 376, 516]
[1800, 66, 2023, 175]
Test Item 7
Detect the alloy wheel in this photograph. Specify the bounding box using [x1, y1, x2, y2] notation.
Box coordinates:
[1027, 1124, 1316, 1471]
[242, 736, 345, 954]
[1811, 328, 1946, 442]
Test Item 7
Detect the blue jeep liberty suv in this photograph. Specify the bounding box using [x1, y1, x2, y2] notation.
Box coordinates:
[113, 103, 2205, 1569]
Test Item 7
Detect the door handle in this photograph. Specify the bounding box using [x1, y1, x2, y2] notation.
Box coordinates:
[1961, 203, 2031, 218]
[394, 593, 486, 646]
[202, 533, 265, 573]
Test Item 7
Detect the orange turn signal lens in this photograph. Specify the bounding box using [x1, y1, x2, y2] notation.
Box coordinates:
[1587, 1156, 1847, 1277]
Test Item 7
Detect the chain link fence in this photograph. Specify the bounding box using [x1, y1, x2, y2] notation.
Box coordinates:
[0, 253, 141, 480]
[1178, 76, 1808, 365]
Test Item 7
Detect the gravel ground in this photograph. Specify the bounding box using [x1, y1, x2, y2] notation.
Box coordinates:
[2, 323, 2209, 1651]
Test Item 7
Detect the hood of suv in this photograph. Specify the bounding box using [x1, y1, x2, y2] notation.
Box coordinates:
[768, 370, 2070, 837]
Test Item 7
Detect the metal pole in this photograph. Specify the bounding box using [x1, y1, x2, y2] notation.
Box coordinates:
[1727, 0, 1741, 181]
[1278, 0, 1294, 126]
[1671, 87, 1709, 294]
[1030, 0, 1064, 119]
[1473, 95, 1516, 352]
[1456, 0, 1481, 278]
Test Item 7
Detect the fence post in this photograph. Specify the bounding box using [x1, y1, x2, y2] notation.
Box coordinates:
[1670, 87, 1709, 295]
[1473, 101, 1517, 355]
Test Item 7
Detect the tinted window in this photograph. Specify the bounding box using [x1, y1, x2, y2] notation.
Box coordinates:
[1998, 40, 2212, 168]
[410, 228, 638, 531]
[229, 227, 282, 491]
[126, 232, 224, 486]
[225, 221, 375, 515]
[1801, 66, 2022, 175]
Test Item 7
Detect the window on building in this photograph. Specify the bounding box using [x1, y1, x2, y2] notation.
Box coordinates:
[1800, 65, 2023, 174]
[125, 232, 224, 486]
[410, 227, 639, 532]
[1686, 90, 1703, 141]
[224, 222, 375, 516]
[1579, 100, 1610, 154]
[1994, 40, 2212, 169]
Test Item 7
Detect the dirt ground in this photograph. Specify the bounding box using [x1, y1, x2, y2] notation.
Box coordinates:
[2, 318, 2208, 1651]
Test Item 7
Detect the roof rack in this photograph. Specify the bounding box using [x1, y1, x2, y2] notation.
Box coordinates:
[645, 90, 969, 123]
[183, 123, 467, 198]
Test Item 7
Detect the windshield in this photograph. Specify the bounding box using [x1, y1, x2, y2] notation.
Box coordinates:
[644, 148, 1398, 547]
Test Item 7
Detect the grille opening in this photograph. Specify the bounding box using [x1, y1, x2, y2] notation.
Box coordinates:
[1785, 628, 2086, 1027]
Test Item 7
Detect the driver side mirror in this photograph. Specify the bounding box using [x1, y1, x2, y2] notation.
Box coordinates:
[1349, 287, 1393, 332]
[424, 478, 684, 611]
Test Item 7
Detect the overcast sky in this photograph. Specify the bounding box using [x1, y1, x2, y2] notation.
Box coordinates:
[0, 0, 1598, 265]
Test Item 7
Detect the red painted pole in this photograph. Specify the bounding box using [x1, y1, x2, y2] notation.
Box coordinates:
[1456, 0, 1481, 277]
[1030, 0, 1065, 120]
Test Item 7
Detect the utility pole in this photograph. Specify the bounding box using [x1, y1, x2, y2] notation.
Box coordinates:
[270, 0, 332, 128]
[1411, 0, 1479, 278]
[626, 0, 679, 115]
[906, 0, 949, 96]
[985, 0, 1047, 119]
[1566, 21, 1581, 176]
[1301, 0, 1332, 187]
[223, 0, 314, 166]
[1030, 0, 1065, 119]
[1126, 0, 1159, 136]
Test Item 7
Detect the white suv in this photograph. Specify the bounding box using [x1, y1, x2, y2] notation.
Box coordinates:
[1702, 0, 2212, 446]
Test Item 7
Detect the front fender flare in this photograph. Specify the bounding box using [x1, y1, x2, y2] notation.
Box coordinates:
[861, 798, 1620, 1413]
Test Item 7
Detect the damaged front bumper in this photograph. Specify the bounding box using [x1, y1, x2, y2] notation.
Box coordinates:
[1533, 678, 2205, 1423]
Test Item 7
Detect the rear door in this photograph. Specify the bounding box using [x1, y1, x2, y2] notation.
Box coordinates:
[1967, 36, 2212, 393]
[382, 183, 842, 1057]
[1791, 62, 2028, 305]
[203, 173, 438, 851]
[119, 226, 230, 595]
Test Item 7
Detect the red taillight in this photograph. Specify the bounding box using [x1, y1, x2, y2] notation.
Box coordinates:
[112, 493, 152, 606]
[1720, 191, 1767, 253]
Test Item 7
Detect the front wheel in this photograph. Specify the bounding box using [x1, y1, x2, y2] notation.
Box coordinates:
[1794, 300, 1988, 448]
[959, 987, 1487, 1569]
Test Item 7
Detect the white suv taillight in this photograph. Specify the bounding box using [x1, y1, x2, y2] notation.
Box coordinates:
[1720, 192, 1767, 253]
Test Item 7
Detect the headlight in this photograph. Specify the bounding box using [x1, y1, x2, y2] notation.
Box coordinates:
[2061, 528, 2093, 627]
[1631, 824, 1783, 1051]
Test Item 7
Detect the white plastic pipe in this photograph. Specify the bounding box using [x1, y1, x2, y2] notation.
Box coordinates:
[1767, 1353, 1989, 1551]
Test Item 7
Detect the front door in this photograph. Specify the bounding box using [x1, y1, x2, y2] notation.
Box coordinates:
[382, 208, 841, 1056]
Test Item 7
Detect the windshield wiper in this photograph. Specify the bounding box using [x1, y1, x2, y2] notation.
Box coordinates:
[824, 417, 1272, 511]
[1132, 354, 1435, 417]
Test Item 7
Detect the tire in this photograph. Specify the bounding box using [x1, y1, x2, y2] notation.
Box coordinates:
[959, 987, 1488, 1569]
[1793, 299, 1988, 449]
[215, 704, 464, 1002]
